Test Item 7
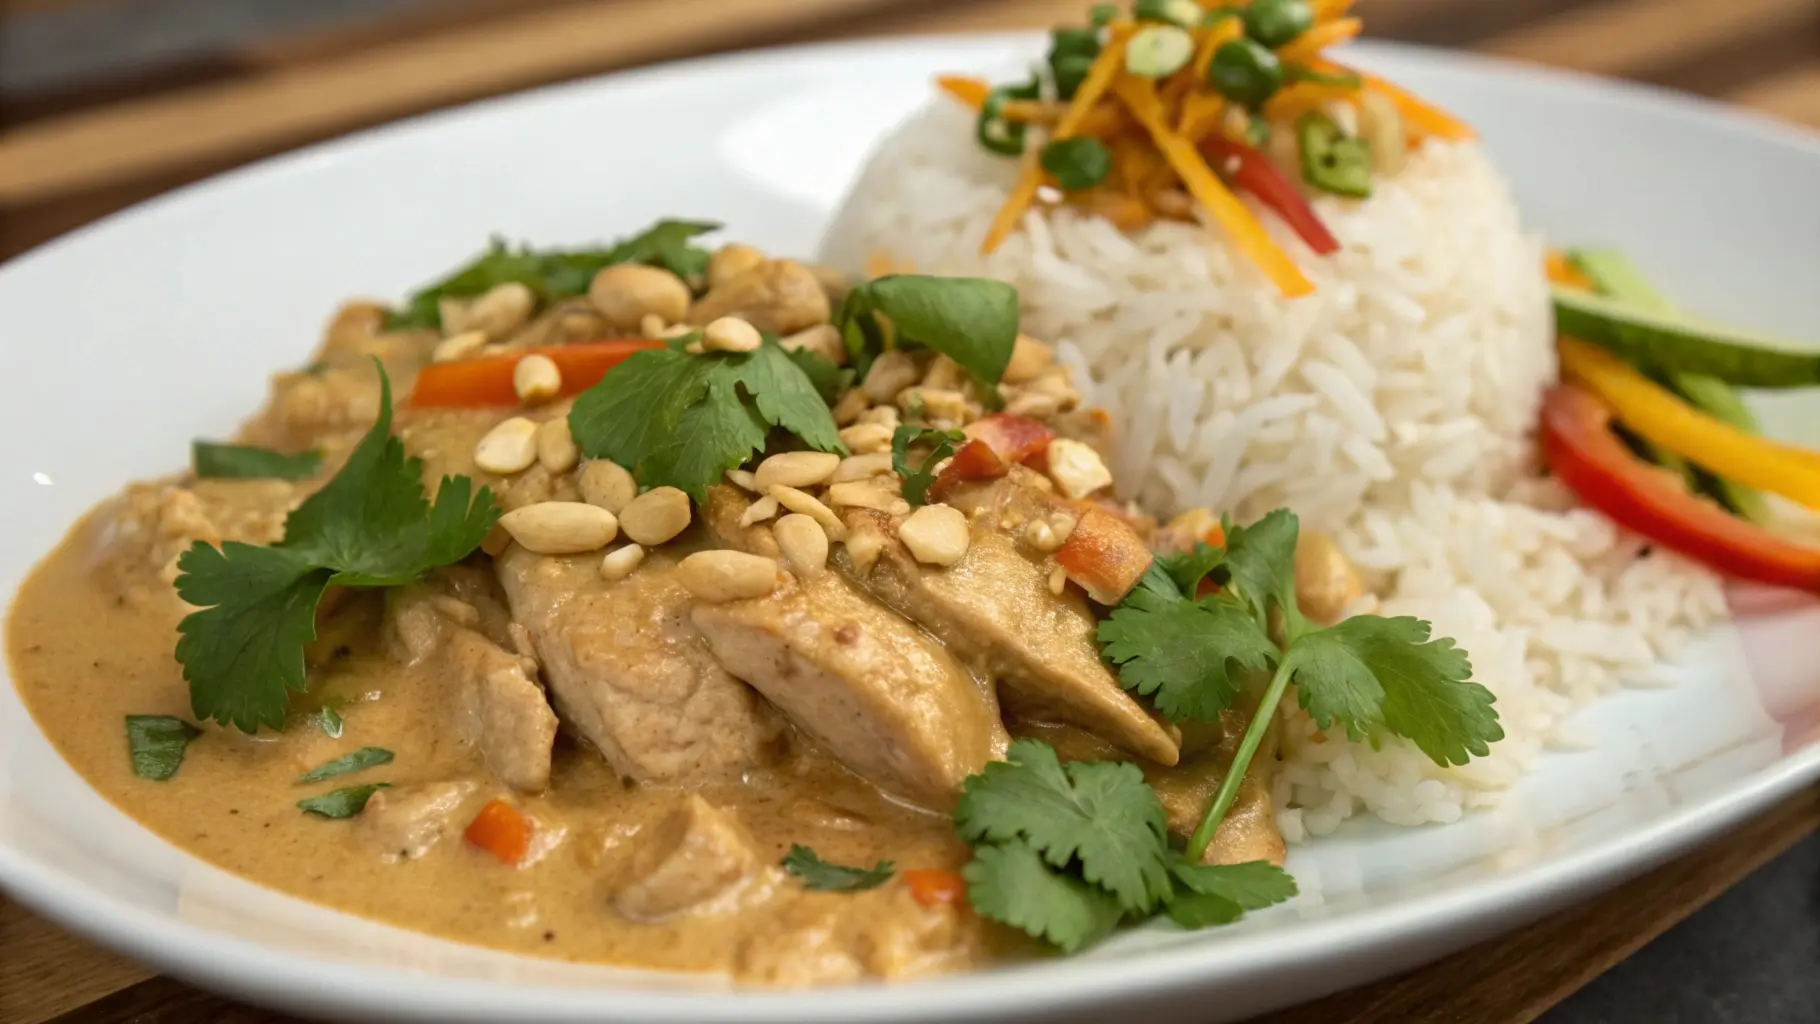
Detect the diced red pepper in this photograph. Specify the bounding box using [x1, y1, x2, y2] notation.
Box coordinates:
[1055, 506, 1156, 605]
[1201, 136, 1340, 256]
[903, 868, 968, 908]
[927, 439, 1010, 503]
[1540, 384, 1820, 592]
[963, 413, 1056, 465]
[464, 798, 533, 865]
[406, 339, 662, 408]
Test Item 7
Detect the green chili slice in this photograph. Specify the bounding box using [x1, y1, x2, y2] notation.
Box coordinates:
[1298, 111, 1373, 198]
[977, 79, 1041, 157]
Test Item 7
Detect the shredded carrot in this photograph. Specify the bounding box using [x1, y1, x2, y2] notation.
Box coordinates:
[982, 29, 1132, 254]
[1177, 91, 1227, 142]
[936, 74, 991, 111]
[1114, 77, 1313, 298]
[1325, 62, 1477, 140]
[1311, 0, 1357, 22]
[1001, 99, 1066, 123]
[1079, 187, 1155, 231]
[1266, 81, 1359, 122]
[1546, 249, 1593, 290]
[1280, 17, 1362, 64]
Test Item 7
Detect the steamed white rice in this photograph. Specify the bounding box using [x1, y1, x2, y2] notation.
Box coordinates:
[821, 100, 1727, 836]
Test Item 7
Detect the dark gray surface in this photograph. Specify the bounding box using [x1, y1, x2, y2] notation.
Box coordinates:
[1544, 832, 1820, 1024]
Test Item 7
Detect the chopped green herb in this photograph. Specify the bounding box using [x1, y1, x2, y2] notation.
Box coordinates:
[315, 705, 344, 739]
[781, 845, 895, 892]
[192, 441, 322, 481]
[382, 219, 719, 330]
[1048, 27, 1102, 98]
[297, 783, 390, 819]
[297, 746, 394, 784]
[892, 425, 967, 505]
[125, 715, 202, 781]
[836, 275, 1019, 388]
[1088, 2, 1119, 28]
[1098, 588, 1277, 721]
[174, 363, 499, 732]
[568, 338, 844, 500]
[1165, 859, 1300, 929]
[1041, 137, 1114, 191]
[963, 838, 1123, 952]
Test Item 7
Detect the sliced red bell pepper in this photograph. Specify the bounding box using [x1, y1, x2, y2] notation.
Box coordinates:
[1055, 506, 1156, 605]
[406, 339, 662, 409]
[1539, 384, 1820, 592]
[1200, 136, 1340, 256]
[962, 413, 1056, 465]
[927, 439, 1010, 503]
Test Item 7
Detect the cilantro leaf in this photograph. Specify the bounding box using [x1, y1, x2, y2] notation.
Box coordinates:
[125, 715, 202, 781]
[1220, 509, 1300, 625]
[836, 275, 1019, 388]
[780, 845, 895, 892]
[892, 425, 967, 505]
[1283, 615, 1500, 765]
[1155, 542, 1227, 597]
[191, 442, 322, 481]
[297, 783, 389, 819]
[297, 747, 394, 784]
[315, 705, 344, 739]
[1098, 590, 1277, 721]
[570, 340, 845, 501]
[382, 220, 719, 330]
[1170, 859, 1298, 910]
[963, 840, 1123, 953]
[785, 346, 852, 404]
[954, 740, 1171, 913]
[174, 363, 498, 732]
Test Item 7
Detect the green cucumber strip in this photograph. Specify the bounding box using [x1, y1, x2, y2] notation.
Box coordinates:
[1553, 286, 1820, 389]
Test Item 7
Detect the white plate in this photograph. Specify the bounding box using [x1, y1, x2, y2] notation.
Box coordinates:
[4, 33, 1820, 1024]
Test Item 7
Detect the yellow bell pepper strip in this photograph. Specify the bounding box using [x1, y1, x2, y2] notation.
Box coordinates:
[1312, 0, 1357, 20]
[936, 75, 992, 111]
[1115, 77, 1313, 297]
[983, 27, 1133, 254]
[1280, 17, 1362, 64]
[1540, 384, 1820, 592]
[1558, 336, 1820, 509]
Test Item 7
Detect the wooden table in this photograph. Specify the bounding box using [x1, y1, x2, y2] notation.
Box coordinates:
[3, 1, 1818, 1021]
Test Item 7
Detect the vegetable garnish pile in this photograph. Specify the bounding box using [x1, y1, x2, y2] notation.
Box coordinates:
[1542, 249, 1820, 592]
[173, 364, 500, 731]
[953, 507, 1502, 951]
[935, 0, 1475, 297]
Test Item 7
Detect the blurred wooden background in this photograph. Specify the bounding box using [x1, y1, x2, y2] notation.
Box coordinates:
[2, 1, 1819, 1022]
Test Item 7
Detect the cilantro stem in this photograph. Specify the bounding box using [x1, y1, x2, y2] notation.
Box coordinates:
[1185, 654, 1295, 862]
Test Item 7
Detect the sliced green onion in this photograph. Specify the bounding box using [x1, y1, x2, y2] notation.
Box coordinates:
[1126, 24, 1195, 78]
[1089, 2, 1119, 27]
[1134, 0, 1203, 28]
[1297, 111, 1373, 197]
[1041, 137, 1114, 191]
[977, 80, 1041, 156]
[1243, 0, 1315, 49]
[1207, 39, 1284, 108]
[1049, 27, 1102, 99]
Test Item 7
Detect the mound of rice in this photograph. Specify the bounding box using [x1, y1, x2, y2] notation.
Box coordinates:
[821, 100, 1727, 836]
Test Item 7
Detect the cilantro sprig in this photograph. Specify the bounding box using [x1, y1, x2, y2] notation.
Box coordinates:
[1096, 508, 1503, 861]
[567, 337, 845, 500]
[835, 274, 1019, 386]
[892, 425, 966, 505]
[173, 363, 499, 732]
[953, 740, 1296, 952]
[383, 219, 719, 331]
[781, 846, 895, 892]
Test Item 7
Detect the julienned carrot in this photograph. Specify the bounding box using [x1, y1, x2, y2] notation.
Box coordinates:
[983, 28, 1133, 254]
[1312, 0, 1357, 19]
[936, 74, 991, 111]
[464, 798, 533, 865]
[406, 339, 662, 408]
[903, 868, 968, 908]
[1115, 77, 1314, 298]
[1321, 61, 1476, 140]
[1280, 17, 1362, 64]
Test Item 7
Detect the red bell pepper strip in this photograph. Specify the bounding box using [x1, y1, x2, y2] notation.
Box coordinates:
[927, 440, 1010, 503]
[962, 413, 1056, 465]
[1055, 506, 1156, 605]
[1539, 384, 1820, 592]
[1200, 136, 1340, 256]
[406, 339, 662, 409]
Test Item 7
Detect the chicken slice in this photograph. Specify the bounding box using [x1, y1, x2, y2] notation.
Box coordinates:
[495, 546, 782, 781]
[612, 795, 777, 921]
[691, 572, 1000, 811]
[355, 780, 481, 862]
